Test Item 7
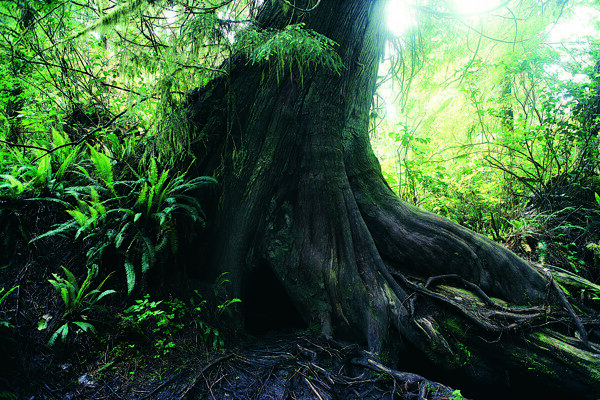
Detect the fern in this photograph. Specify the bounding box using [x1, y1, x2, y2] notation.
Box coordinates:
[70, 0, 148, 40]
[56, 145, 83, 181]
[89, 145, 114, 193]
[0, 174, 25, 196]
[235, 23, 344, 83]
[47, 265, 114, 345]
[140, 235, 155, 273]
[148, 158, 158, 186]
[124, 259, 136, 294]
[137, 182, 149, 206]
[35, 152, 52, 185]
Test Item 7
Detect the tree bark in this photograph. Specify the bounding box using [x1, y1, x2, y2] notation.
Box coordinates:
[185, 0, 600, 397]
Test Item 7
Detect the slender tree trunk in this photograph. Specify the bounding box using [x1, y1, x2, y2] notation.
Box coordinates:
[186, 0, 600, 397]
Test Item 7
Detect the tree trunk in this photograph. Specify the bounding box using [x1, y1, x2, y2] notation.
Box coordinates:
[186, 0, 600, 397]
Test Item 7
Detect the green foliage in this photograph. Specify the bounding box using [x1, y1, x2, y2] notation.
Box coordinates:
[47, 265, 115, 345]
[34, 150, 217, 294]
[71, 0, 148, 40]
[236, 23, 344, 83]
[0, 286, 18, 328]
[49, 265, 115, 317]
[451, 389, 464, 400]
[377, 122, 508, 237]
[118, 282, 239, 357]
[120, 295, 167, 330]
[376, 4, 600, 252]
[119, 294, 181, 356]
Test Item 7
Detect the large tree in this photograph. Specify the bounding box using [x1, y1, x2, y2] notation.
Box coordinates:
[182, 0, 600, 397]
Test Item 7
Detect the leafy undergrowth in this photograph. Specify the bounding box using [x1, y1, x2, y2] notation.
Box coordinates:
[506, 176, 600, 286]
[0, 273, 244, 400]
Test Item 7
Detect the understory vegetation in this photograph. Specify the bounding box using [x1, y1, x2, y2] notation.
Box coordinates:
[0, 0, 599, 398]
[372, 3, 600, 284]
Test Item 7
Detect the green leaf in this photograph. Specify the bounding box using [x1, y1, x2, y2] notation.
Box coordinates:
[154, 170, 170, 207]
[61, 266, 78, 290]
[36, 153, 52, 184]
[125, 260, 136, 294]
[115, 222, 132, 248]
[137, 183, 149, 207]
[67, 209, 90, 228]
[37, 317, 48, 331]
[73, 321, 96, 334]
[0, 174, 25, 195]
[89, 145, 114, 193]
[0, 286, 17, 304]
[48, 323, 69, 346]
[56, 146, 81, 180]
[29, 220, 77, 242]
[96, 289, 116, 301]
[60, 287, 70, 309]
[148, 158, 158, 186]
[141, 251, 151, 273]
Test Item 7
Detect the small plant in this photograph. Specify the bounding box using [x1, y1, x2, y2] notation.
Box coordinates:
[213, 272, 242, 316]
[120, 294, 165, 330]
[47, 265, 115, 345]
[119, 295, 185, 358]
[451, 389, 464, 400]
[0, 286, 18, 328]
[236, 23, 344, 84]
[190, 293, 224, 351]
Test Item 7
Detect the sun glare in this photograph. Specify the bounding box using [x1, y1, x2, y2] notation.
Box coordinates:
[385, 0, 505, 36]
[385, 0, 416, 37]
[451, 0, 503, 15]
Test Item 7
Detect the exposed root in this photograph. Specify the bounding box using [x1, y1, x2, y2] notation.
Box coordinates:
[384, 264, 599, 353]
[187, 335, 462, 400]
[351, 350, 453, 394]
[537, 266, 592, 350]
[389, 270, 549, 332]
[424, 274, 541, 313]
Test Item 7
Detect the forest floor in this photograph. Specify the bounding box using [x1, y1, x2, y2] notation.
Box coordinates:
[2, 322, 465, 400]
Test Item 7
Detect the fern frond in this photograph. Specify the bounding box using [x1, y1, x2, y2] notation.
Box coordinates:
[124, 259, 136, 294]
[55, 145, 82, 180]
[140, 235, 155, 273]
[0, 174, 25, 196]
[154, 170, 170, 206]
[89, 145, 114, 193]
[155, 234, 168, 253]
[137, 182, 149, 207]
[115, 222, 132, 249]
[29, 220, 78, 242]
[148, 158, 158, 186]
[67, 209, 90, 229]
[35, 154, 52, 185]
[73, 321, 96, 334]
[235, 23, 344, 82]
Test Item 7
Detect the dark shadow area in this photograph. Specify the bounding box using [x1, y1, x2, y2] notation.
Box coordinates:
[395, 338, 579, 400]
[243, 262, 307, 335]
